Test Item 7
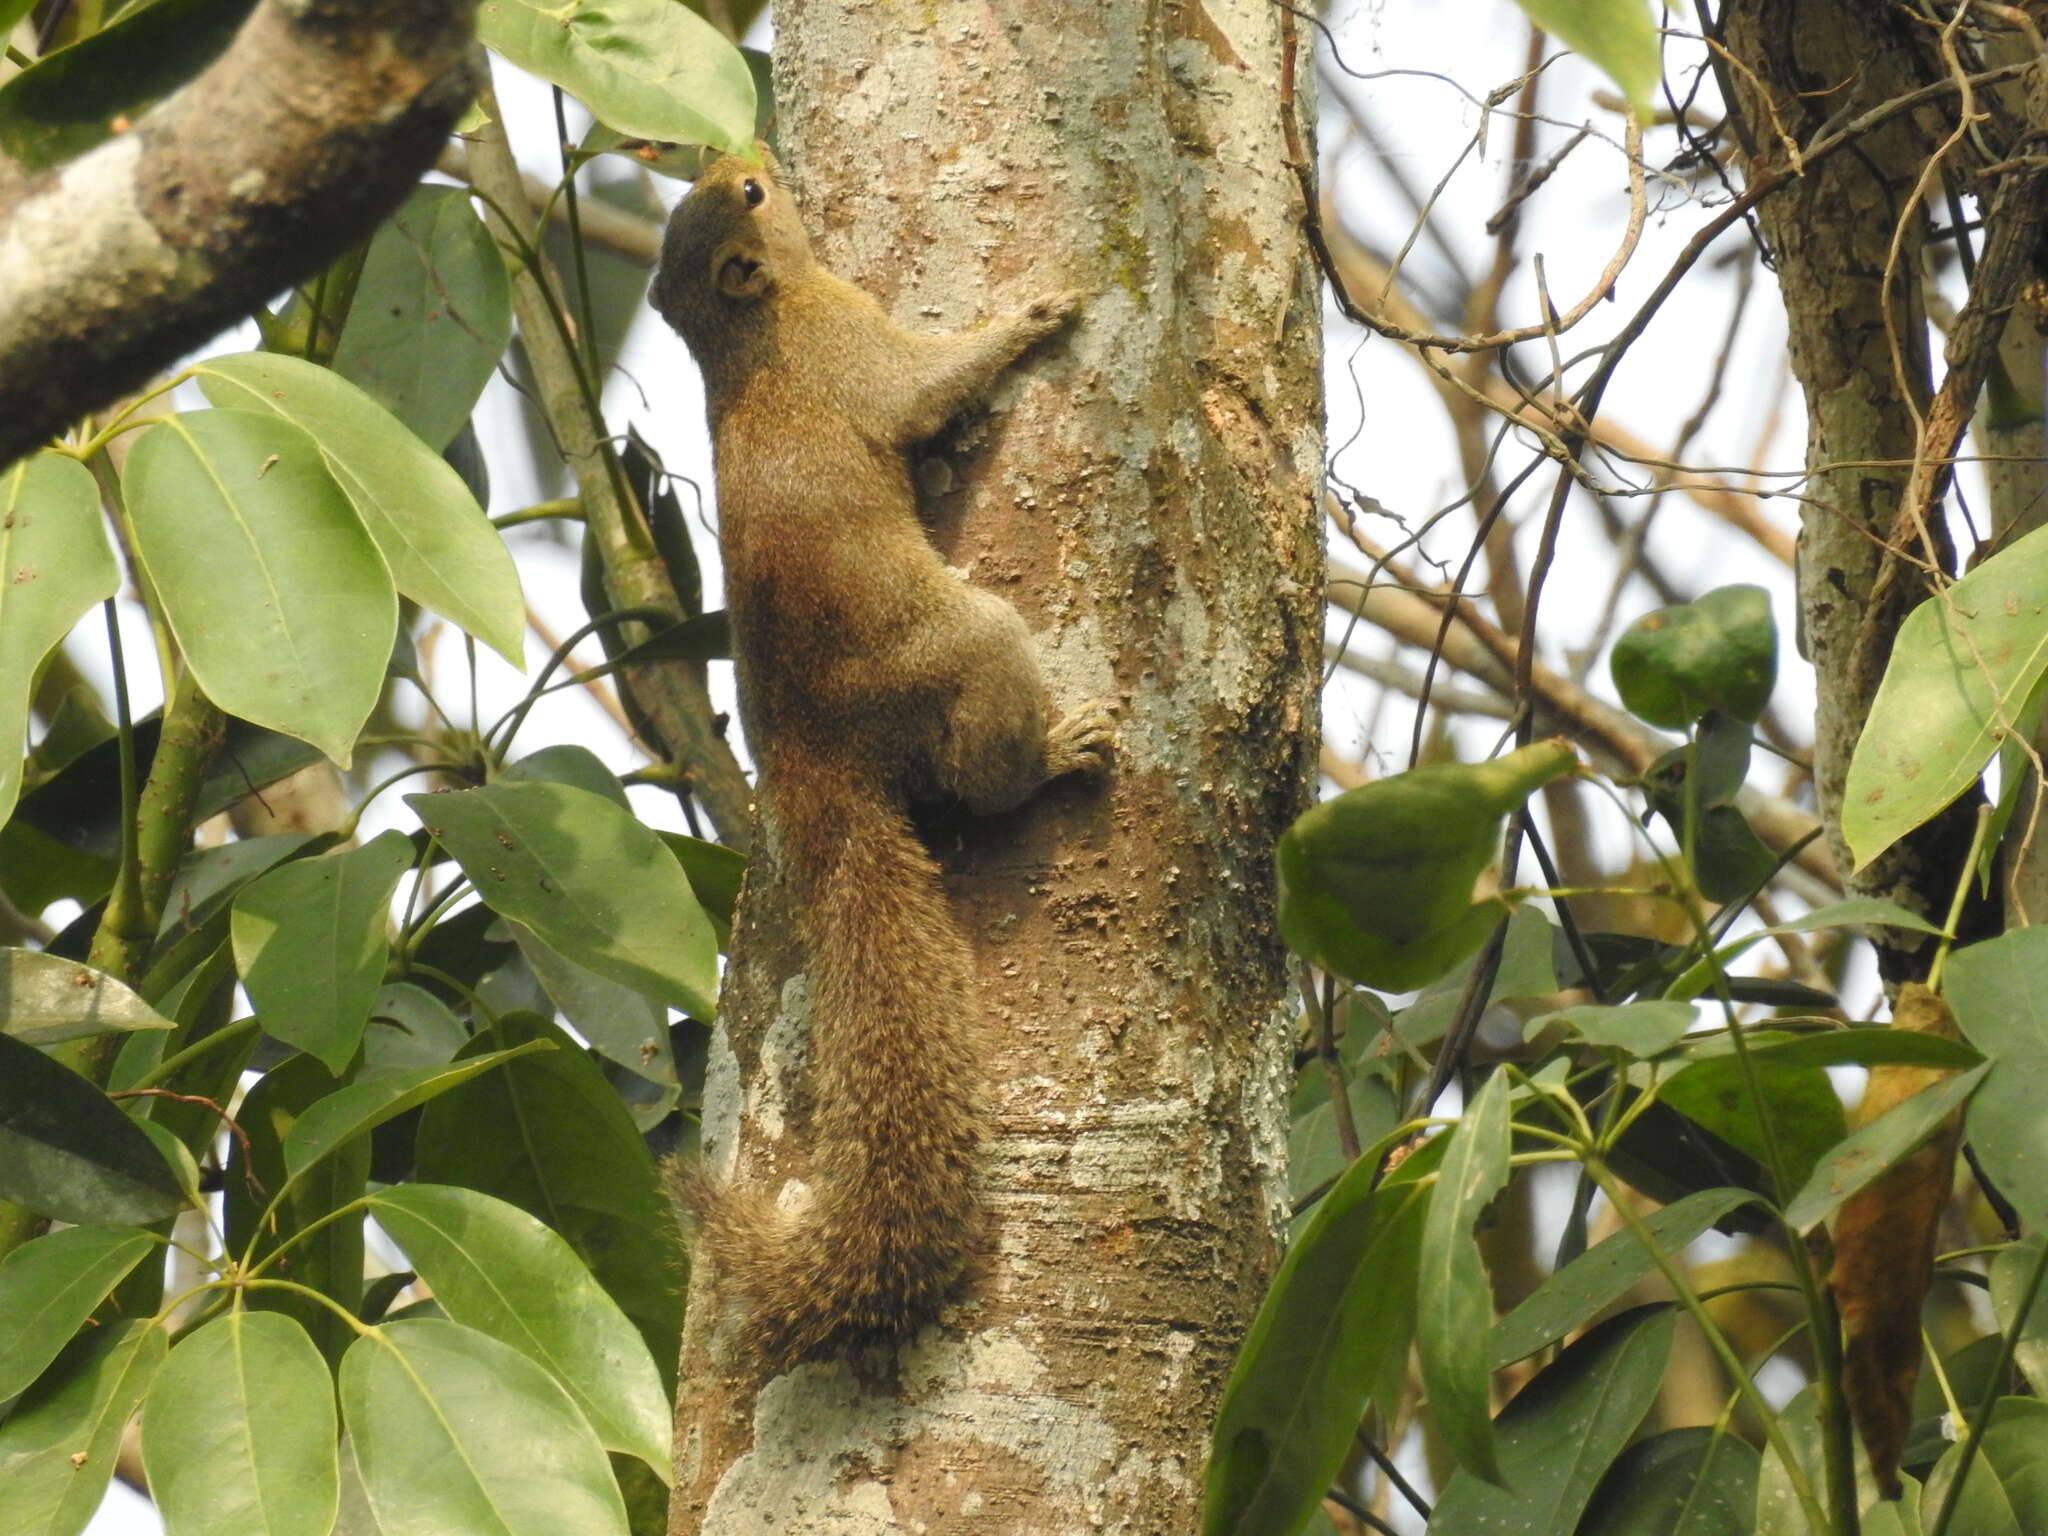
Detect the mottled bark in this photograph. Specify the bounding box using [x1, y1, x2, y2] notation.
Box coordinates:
[1724, 0, 1981, 965]
[0, 0, 479, 472]
[1971, 38, 2048, 921]
[668, 3, 1323, 1532]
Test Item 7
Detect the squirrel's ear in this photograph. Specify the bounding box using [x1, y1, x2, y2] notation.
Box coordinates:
[712, 242, 771, 300]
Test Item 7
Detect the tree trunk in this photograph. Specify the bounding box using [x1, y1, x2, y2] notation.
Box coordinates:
[667, 3, 1324, 1531]
[1722, 0, 1983, 964]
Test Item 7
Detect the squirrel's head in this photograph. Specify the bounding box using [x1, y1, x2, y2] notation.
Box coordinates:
[650, 143, 814, 357]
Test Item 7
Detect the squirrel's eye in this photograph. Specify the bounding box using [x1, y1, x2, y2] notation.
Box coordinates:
[742, 179, 765, 208]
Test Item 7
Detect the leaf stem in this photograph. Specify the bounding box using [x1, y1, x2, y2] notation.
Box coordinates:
[1585, 1159, 1834, 1534]
[490, 497, 582, 530]
[1928, 1228, 2048, 1536]
[242, 1194, 374, 1281]
[1925, 803, 1993, 993]
[242, 1277, 374, 1337]
[128, 1015, 260, 1093]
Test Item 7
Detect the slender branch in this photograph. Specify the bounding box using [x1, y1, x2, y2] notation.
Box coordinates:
[1856, 156, 2048, 694]
[86, 663, 223, 1011]
[462, 76, 753, 845]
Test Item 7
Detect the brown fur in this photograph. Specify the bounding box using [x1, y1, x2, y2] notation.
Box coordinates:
[651, 148, 1113, 1366]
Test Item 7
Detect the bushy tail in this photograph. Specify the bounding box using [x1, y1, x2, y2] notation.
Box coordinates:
[689, 770, 985, 1366]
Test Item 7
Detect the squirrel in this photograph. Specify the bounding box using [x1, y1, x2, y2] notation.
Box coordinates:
[650, 146, 1115, 1366]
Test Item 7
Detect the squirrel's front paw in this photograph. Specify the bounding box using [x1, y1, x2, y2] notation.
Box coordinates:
[1047, 699, 1117, 778]
[1021, 288, 1089, 338]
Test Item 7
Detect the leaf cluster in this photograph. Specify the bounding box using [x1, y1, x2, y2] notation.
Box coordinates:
[0, 4, 760, 1532]
[1213, 581, 2048, 1536]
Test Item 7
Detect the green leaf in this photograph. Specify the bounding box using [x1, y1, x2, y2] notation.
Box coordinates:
[0, 1318, 167, 1536]
[1425, 1305, 1676, 1534]
[1780, 1063, 1984, 1232]
[481, 757, 667, 1056]
[0, 1226, 155, 1402]
[1656, 1053, 1844, 1195]
[364, 1185, 670, 1477]
[1277, 740, 1578, 991]
[333, 1435, 381, 1536]
[1920, 1399, 2048, 1533]
[158, 833, 319, 948]
[1638, 718, 1778, 902]
[1991, 1237, 2048, 1398]
[141, 1310, 339, 1536]
[125, 410, 394, 766]
[1579, 1426, 1760, 1535]
[485, 746, 677, 1061]
[1395, 904, 1558, 1048]
[137, 847, 310, 1051]
[195, 352, 524, 665]
[0, 822, 112, 920]
[414, 1013, 680, 1394]
[231, 830, 415, 1072]
[340, 1318, 630, 1536]
[503, 745, 632, 808]
[0, 0, 256, 171]
[281, 1043, 550, 1179]
[137, 1120, 205, 1214]
[477, 0, 756, 153]
[615, 612, 733, 667]
[1418, 1070, 1512, 1486]
[328, 186, 513, 456]
[223, 1055, 368, 1365]
[0, 1033, 181, 1224]
[363, 983, 468, 1079]
[406, 781, 717, 1017]
[1681, 1027, 1982, 1074]
[1662, 897, 1942, 1001]
[1202, 1133, 1442, 1536]
[5, 716, 321, 905]
[1492, 1187, 1757, 1368]
[1844, 523, 2048, 868]
[0, 454, 117, 828]
[1945, 928, 2048, 1226]
[510, 926, 676, 1086]
[1866, 1480, 1926, 1536]
[0, 949, 173, 1046]
[117, 970, 253, 1172]
[1511, 0, 1663, 112]
[1532, 1001, 1697, 1058]
[1611, 585, 1777, 729]
[1288, 1069, 1398, 1203]
[656, 831, 745, 949]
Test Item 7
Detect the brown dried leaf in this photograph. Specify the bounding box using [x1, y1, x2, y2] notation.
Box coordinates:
[1827, 982, 1964, 1500]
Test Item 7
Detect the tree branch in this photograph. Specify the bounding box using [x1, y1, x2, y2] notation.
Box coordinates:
[463, 74, 754, 845]
[0, 0, 480, 470]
